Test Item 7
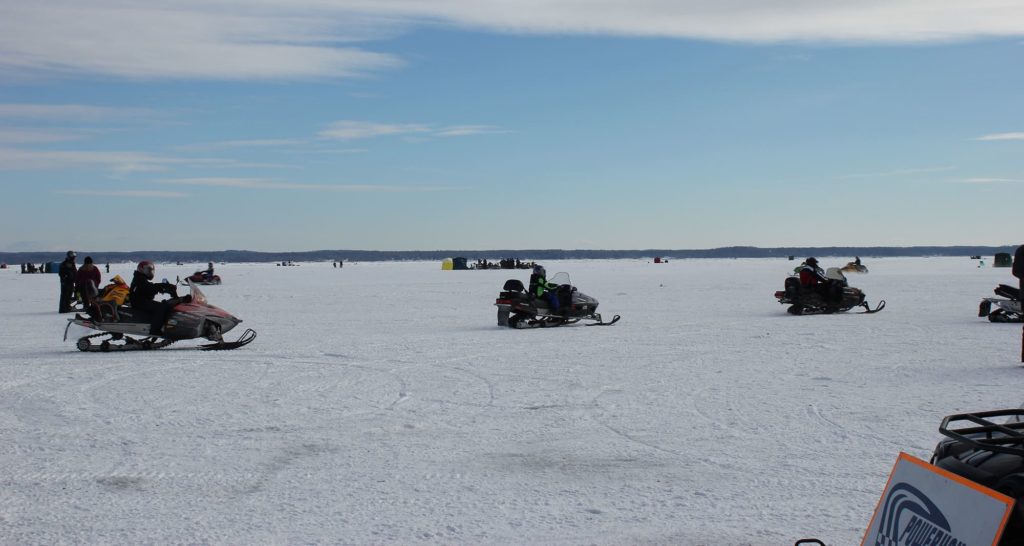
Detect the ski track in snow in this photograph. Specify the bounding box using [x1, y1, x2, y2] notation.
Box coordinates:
[0, 257, 1019, 545]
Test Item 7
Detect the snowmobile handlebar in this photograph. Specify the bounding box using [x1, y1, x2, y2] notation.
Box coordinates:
[938, 409, 1024, 457]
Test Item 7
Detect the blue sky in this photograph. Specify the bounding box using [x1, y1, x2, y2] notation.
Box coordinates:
[1, 1, 1022, 252]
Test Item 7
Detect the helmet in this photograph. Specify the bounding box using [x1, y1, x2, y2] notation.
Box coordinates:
[533, 265, 546, 276]
[67, 250, 76, 259]
[805, 257, 818, 266]
[137, 260, 155, 280]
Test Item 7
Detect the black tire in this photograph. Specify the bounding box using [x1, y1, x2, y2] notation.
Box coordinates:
[76, 337, 91, 352]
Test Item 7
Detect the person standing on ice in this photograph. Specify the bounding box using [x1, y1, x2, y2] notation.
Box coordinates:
[130, 261, 182, 335]
[1013, 245, 1024, 301]
[58, 250, 77, 313]
[528, 265, 560, 312]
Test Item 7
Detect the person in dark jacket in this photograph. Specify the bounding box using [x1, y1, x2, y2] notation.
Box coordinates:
[798, 257, 827, 287]
[75, 256, 101, 311]
[1013, 245, 1024, 301]
[129, 261, 180, 335]
[58, 250, 77, 313]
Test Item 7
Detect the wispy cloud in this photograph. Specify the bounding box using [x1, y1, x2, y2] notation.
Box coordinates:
[56, 189, 187, 198]
[0, 147, 240, 173]
[175, 139, 304, 152]
[840, 165, 958, 179]
[0, 127, 88, 144]
[0, 103, 157, 122]
[160, 177, 458, 192]
[319, 120, 508, 140]
[6, 1, 1021, 81]
[318, 121, 431, 140]
[434, 125, 511, 137]
[957, 177, 1024, 184]
[973, 132, 1024, 141]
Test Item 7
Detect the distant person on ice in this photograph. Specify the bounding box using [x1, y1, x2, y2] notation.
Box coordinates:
[202, 261, 215, 282]
[58, 250, 77, 313]
[130, 261, 183, 335]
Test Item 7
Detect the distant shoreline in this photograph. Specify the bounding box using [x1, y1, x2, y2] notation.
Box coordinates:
[1, 245, 1016, 264]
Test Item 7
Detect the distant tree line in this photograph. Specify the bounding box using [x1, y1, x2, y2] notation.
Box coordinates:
[0, 245, 1017, 264]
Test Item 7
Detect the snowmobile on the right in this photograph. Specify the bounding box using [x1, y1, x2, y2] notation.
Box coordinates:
[978, 284, 1023, 322]
[774, 267, 884, 315]
[930, 409, 1024, 544]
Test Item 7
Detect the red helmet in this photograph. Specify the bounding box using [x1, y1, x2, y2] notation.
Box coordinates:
[137, 260, 155, 280]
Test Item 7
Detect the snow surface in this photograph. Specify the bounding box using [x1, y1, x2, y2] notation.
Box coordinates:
[1, 257, 1021, 545]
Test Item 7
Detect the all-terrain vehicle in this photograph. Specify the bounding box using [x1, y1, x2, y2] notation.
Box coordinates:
[931, 409, 1024, 544]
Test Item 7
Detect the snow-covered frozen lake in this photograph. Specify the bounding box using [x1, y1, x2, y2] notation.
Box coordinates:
[1, 257, 1021, 545]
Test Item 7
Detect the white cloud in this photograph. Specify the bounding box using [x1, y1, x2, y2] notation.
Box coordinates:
[56, 189, 188, 198]
[319, 120, 508, 140]
[175, 139, 305, 152]
[840, 165, 958, 179]
[2, 1, 1023, 81]
[0, 128, 87, 144]
[318, 120, 431, 140]
[161, 177, 457, 192]
[958, 177, 1024, 184]
[434, 125, 511, 137]
[973, 132, 1024, 141]
[0, 147, 241, 173]
[0, 103, 158, 122]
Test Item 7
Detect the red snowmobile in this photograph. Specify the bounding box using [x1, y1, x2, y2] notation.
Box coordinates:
[64, 280, 255, 351]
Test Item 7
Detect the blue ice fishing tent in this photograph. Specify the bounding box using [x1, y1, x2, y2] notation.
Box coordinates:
[452, 257, 468, 270]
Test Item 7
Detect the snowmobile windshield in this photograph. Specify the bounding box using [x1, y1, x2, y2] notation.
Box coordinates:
[825, 267, 846, 282]
[187, 280, 208, 305]
[550, 272, 570, 287]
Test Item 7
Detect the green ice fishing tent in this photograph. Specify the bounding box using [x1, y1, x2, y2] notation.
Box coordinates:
[995, 253, 1012, 267]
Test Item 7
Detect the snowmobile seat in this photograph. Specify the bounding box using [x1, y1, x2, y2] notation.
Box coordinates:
[502, 279, 525, 293]
[784, 277, 801, 298]
[996, 284, 1020, 300]
[88, 301, 121, 322]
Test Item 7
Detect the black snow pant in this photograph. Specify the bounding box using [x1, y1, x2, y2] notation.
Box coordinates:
[134, 299, 174, 336]
[59, 281, 74, 313]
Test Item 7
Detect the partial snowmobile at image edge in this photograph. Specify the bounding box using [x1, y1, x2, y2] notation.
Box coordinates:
[978, 284, 1023, 323]
[494, 271, 619, 328]
[64, 280, 255, 351]
[775, 267, 885, 315]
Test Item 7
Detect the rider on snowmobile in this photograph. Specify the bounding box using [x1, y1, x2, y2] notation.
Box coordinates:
[799, 257, 844, 310]
[528, 265, 561, 313]
[798, 257, 827, 287]
[202, 261, 215, 281]
[129, 261, 184, 335]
